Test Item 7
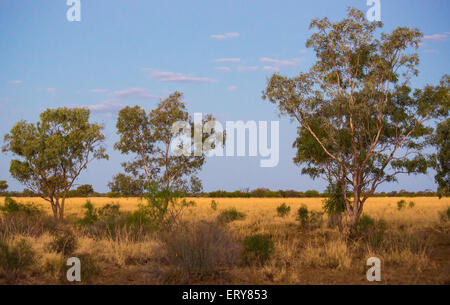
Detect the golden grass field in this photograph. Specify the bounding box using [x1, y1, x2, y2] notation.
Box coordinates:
[1, 196, 449, 285]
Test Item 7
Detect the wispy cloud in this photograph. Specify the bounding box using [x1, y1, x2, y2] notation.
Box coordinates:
[8, 80, 22, 85]
[210, 32, 240, 40]
[113, 88, 160, 100]
[145, 69, 217, 83]
[91, 89, 108, 93]
[260, 57, 301, 67]
[227, 85, 238, 91]
[88, 100, 124, 113]
[71, 100, 124, 114]
[263, 66, 280, 72]
[47, 88, 56, 95]
[423, 32, 449, 42]
[215, 66, 231, 71]
[213, 58, 241, 63]
[237, 66, 258, 72]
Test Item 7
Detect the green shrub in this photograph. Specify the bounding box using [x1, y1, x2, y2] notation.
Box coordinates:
[217, 208, 246, 224]
[48, 229, 78, 256]
[242, 234, 274, 265]
[276, 203, 291, 217]
[210, 200, 218, 211]
[78, 200, 98, 226]
[161, 221, 241, 276]
[296, 205, 323, 229]
[408, 201, 415, 208]
[0, 197, 41, 215]
[0, 238, 36, 282]
[397, 200, 406, 211]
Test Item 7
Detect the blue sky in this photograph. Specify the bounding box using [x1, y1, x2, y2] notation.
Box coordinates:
[0, 0, 449, 193]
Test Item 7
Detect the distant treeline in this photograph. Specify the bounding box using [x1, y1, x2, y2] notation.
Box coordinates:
[0, 187, 439, 198]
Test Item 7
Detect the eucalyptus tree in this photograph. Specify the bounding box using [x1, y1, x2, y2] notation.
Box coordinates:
[263, 8, 449, 226]
[115, 91, 218, 192]
[2, 107, 108, 220]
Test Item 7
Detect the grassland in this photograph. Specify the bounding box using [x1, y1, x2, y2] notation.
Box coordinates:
[0, 196, 449, 284]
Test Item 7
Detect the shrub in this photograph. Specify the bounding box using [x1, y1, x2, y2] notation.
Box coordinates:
[48, 229, 78, 256]
[276, 203, 291, 217]
[296, 205, 323, 229]
[210, 200, 218, 211]
[408, 201, 415, 208]
[217, 208, 246, 224]
[242, 234, 274, 265]
[323, 182, 346, 228]
[397, 200, 406, 211]
[304, 190, 320, 198]
[0, 212, 57, 238]
[0, 197, 42, 215]
[358, 214, 387, 249]
[161, 221, 241, 276]
[0, 238, 36, 282]
[78, 200, 98, 226]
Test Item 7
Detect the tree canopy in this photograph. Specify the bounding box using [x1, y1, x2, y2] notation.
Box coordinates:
[263, 8, 449, 226]
[2, 107, 108, 220]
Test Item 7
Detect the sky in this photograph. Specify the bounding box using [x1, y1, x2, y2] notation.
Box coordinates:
[0, 0, 449, 193]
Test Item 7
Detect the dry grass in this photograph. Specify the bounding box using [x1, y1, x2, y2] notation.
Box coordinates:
[0, 196, 448, 284]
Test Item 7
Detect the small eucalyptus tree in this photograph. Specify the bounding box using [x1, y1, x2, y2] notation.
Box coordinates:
[2, 108, 108, 220]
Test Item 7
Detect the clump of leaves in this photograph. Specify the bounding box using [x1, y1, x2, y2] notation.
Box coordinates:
[217, 208, 246, 224]
[242, 234, 274, 265]
[0, 238, 36, 282]
[276, 203, 291, 217]
[397, 200, 407, 211]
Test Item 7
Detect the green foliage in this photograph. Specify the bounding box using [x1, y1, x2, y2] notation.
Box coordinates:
[262, 7, 448, 227]
[217, 208, 246, 224]
[242, 234, 274, 265]
[141, 182, 195, 230]
[408, 201, 415, 208]
[397, 200, 407, 211]
[0, 181, 8, 193]
[48, 228, 78, 256]
[296, 204, 324, 229]
[114, 92, 219, 192]
[108, 173, 145, 197]
[304, 190, 320, 198]
[2, 107, 108, 220]
[0, 197, 41, 215]
[0, 238, 36, 282]
[210, 200, 218, 211]
[276, 203, 291, 217]
[78, 200, 98, 226]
